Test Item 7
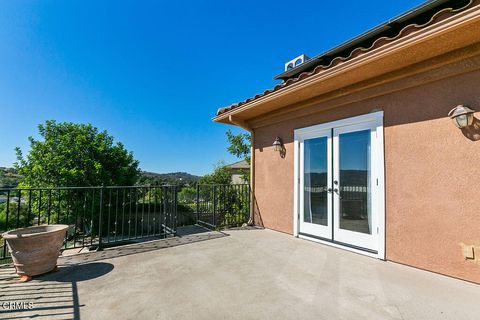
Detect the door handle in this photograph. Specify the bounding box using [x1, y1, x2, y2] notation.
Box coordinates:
[328, 188, 341, 199]
[333, 188, 342, 199]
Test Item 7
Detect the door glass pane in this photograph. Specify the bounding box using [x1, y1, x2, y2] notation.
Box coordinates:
[304, 137, 328, 225]
[338, 130, 371, 234]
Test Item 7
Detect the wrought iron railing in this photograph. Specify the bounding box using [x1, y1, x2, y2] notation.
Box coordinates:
[195, 184, 250, 229]
[0, 186, 177, 261]
[0, 183, 251, 262]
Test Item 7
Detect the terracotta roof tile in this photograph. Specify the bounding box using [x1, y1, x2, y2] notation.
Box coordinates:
[216, 0, 474, 117]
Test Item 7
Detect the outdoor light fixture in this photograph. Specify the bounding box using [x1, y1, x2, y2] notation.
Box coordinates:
[448, 105, 475, 129]
[273, 136, 283, 152]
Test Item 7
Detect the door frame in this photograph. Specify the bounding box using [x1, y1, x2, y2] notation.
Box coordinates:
[293, 111, 385, 259]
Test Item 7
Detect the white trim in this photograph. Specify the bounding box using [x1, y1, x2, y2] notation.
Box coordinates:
[293, 111, 385, 260]
[376, 117, 386, 260]
[298, 234, 382, 260]
[332, 122, 379, 251]
[295, 111, 383, 135]
[293, 138, 299, 237]
[298, 130, 333, 239]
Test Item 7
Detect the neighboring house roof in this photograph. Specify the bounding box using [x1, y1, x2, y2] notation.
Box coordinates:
[227, 160, 250, 170]
[215, 0, 474, 118]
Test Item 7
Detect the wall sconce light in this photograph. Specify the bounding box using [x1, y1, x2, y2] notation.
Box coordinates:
[272, 136, 283, 152]
[448, 105, 475, 129]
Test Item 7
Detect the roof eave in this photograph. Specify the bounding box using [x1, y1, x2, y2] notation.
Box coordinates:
[273, 0, 454, 81]
[213, 7, 480, 125]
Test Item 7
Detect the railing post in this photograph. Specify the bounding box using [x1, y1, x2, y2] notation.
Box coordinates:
[173, 185, 177, 235]
[248, 184, 252, 225]
[2, 190, 11, 259]
[27, 189, 32, 227]
[162, 186, 167, 235]
[212, 185, 217, 228]
[107, 188, 112, 243]
[16, 190, 21, 229]
[47, 189, 52, 225]
[37, 190, 42, 226]
[98, 186, 104, 249]
[196, 184, 200, 223]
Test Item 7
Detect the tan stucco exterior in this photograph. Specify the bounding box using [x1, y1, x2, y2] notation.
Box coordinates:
[252, 68, 480, 283]
[214, 4, 480, 284]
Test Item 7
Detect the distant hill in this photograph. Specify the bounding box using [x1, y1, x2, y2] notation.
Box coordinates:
[136, 171, 200, 186]
[0, 167, 23, 188]
[306, 170, 367, 186]
[0, 167, 200, 188]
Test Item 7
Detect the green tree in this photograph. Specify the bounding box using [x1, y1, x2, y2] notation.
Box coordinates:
[15, 120, 140, 187]
[199, 161, 232, 185]
[226, 129, 251, 182]
[225, 129, 251, 163]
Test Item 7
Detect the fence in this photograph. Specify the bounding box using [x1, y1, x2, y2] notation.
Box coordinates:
[0, 186, 177, 262]
[195, 184, 250, 229]
[0, 183, 251, 262]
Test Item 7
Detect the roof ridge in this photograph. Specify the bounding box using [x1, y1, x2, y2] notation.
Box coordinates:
[216, 0, 475, 117]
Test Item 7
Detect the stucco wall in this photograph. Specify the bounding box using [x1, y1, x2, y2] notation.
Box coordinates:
[253, 69, 480, 283]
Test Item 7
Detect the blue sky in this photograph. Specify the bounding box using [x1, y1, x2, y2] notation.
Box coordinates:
[0, 0, 424, 175]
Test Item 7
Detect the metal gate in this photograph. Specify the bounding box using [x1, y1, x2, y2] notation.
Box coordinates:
[195, 184, 250, 229]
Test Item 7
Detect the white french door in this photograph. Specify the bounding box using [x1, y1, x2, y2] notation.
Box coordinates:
[294, 112, 385, 256]
[298, 129, 332, 239]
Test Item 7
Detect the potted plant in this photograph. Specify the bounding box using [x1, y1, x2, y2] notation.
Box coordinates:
[2, 224, 69, 282]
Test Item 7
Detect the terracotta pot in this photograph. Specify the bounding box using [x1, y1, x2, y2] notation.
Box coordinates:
[2, 224, 69, 281]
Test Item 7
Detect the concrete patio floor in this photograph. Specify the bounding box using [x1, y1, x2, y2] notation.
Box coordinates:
[0, 225, 479, 320]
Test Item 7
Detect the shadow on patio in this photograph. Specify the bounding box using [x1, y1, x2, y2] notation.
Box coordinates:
[0, 262, 112, 319]
[60, 225, 228, 267]
[0, 225, 227, 319]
